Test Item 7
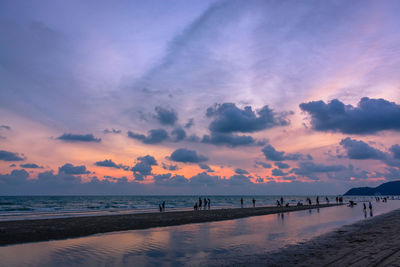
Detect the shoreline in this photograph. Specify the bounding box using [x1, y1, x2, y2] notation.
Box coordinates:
[0, 204, 339, 246]
[214, 208, 400, 266]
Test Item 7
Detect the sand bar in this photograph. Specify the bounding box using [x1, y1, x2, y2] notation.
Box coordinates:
[215, 208, 400, 266]
[0, 204, 338, 246]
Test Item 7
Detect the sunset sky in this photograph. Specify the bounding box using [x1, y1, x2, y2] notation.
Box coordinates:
[1, 0, 400, 195]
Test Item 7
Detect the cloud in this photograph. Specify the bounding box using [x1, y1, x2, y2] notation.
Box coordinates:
[153, 173, 189, 186]
[389, 144, 400, 159]
[339, 137, 386, 160]
[199, 163, 214, 172]
[171, 127, 186, 142]
[131, 155, 158, 181]
[20, 163, 42, 169]
[271, 168, 288, 176]
[235, 168, 249, 175]
[291, 162, 347, 180]
[128, 129, 168, 144]
[0, 169, 29, 185]
[162, 163, 179, 171]
[206, 103, 290, 133]
[0, 125, 10, 139]
[202, 132, 264, 147]
[184, 118, 194, 129]
[95, 159, 128, 170]
[103, 128, 121, 134]
[226, 174, 252, 185]
[58, 163, 90, 175]
[255, 161, 272, 169]
[274, 162, 290, 169]
[169, 148, 208, 163]
[154, 106, 178, 125]
[262, 144, 302, 161]
[0, 150, 24, 161]
[57, 133, 101, 142]
[300, 98, 400, 134]
[189, 172, 220, 186]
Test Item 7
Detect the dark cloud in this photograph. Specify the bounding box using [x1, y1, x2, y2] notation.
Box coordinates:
[187, 134, 201, 142]
[20, 163, 42, 169]
[153, 173, 189, 186]
[169, 148, 208, 163]
[57, 133, 101, 142]
[235, 168, 249, 175]
[189, 172, 220, 186]
[0, 169, 29, 185]
[300, 97, 400, 134]
[202, 132, 265, 147]
[128, 129, 168, 144]
[327, 164, 370, 181]
[206, 103, 290, 133]
[274, 162, 290, 169]
[154, 106, 178, 125]
[226, 174, 252, 185]
[131, 155, 158, 181]
[162, 163, 179, 171]
[103, 128, 121, 134]
[291, 162, 347, 180]
[255, 161, 272, 169]
[58, 163, 90, 175]
[95, 159, 128, 170]
[9, 164, 16, 167]
[0, 150, 24, 161]
[171, 127, 186, 142]
[340, 137, 386, 160]
[199, 163, 214, 172]
[184, 118, 194, 129]
[0, 125, 11, 130]
[262, 144, 302, 161]
[390, 144, 400, 159]
[271, 168, 288, 176]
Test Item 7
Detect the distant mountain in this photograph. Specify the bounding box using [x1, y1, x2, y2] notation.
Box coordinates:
[345, 180, 400, 196]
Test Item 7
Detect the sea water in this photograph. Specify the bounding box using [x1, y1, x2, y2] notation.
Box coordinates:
[0, 195, 385, 221]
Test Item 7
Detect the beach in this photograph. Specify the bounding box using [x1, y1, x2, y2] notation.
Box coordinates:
[0, 203, 337, 246]
[217, 208, 400, 266]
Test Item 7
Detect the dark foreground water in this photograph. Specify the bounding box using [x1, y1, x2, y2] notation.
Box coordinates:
[0, 195, 382, 221]
[0, 200, 399, 266]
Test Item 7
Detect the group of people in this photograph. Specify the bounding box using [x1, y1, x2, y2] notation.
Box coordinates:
[363, 201, 373, 217]
[158, 201, 166, 212]
[194, 197, 211, 210]
[240, 197, 257, 208]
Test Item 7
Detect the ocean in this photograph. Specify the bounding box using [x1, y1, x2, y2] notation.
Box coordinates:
[0, 195, 375, 221]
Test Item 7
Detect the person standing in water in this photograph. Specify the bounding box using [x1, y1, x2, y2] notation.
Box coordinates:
[207, 198, 211, 210]
[241, 198, 244, 208]
[204, 198, 207, 210]
[280, 196, 284, 205]
[199, 198, 202, 209]
[162, 201, 165, 211]
[252, 198, 256, 208]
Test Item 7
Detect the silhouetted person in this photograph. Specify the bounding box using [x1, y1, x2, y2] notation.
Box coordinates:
[316, 196, 320, 205]
[194, 202, 198, 211]
[369, 201, 372, 211]
[363, 203, 366, 210]
[336, 196, 338, 204]
[241, 198, 244, 208]
[326, 197, 329, 204]
[252, 198, 256, 208]
[162, 201, 165, 211]
[277, 200, 281, 207]
[199, 198, 202, 209]
[285, 203, 289, 207]
[204, 198, 207, 210]
[280, 196, 284, 205]
[159, 204, 162, 212]
[308, 198, 312, 205]
[207, 198, 211, 210]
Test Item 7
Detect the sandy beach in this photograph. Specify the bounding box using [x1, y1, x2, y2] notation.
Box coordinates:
[0, 204, 337, 246]
[213, 208, 400, 266]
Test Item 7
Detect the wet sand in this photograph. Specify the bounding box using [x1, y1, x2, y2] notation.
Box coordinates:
[217, 208, 400, 266]
[0, 204, 337, 246]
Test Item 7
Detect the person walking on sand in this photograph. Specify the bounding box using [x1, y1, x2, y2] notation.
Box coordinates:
[316, 196, 320, 205]
[252, 198, 256, 208]
[207, 198, 211, 210]
[241, 198, 244, 208]
[326, 197, 329, 204]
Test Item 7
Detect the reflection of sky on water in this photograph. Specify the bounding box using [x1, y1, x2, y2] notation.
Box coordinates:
[1, 201, 400, 266]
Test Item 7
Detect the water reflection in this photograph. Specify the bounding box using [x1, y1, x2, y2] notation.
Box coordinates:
[0, 201, 399, 266]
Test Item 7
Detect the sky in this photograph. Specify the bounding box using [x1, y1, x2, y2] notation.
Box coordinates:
[1, 0, 400, 195]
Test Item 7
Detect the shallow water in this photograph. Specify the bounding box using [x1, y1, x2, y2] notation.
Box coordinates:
[0, 200, 399, 266]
